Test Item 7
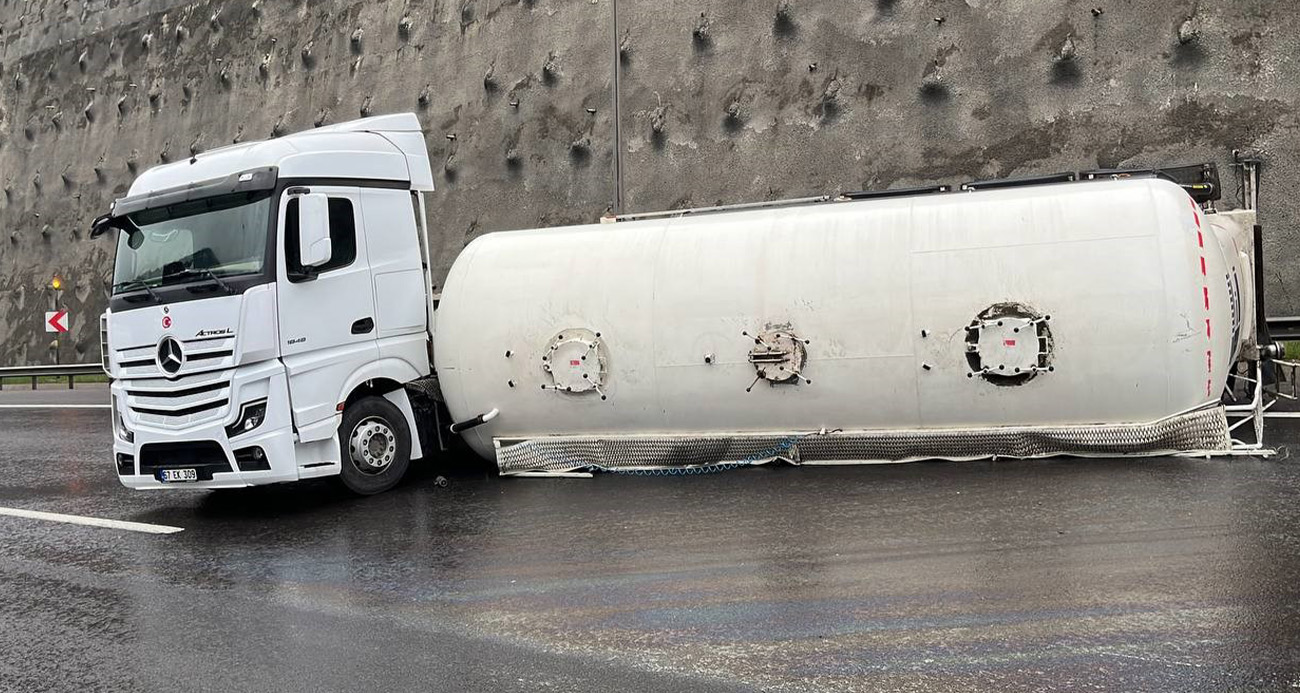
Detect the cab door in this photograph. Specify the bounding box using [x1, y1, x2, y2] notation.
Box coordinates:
[276, 186, 378, 438]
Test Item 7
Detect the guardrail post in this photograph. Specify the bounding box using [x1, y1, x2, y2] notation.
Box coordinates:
[0, 364, 108, 388]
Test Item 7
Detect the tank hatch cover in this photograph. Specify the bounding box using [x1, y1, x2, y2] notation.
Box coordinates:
[965, 303, 1053, 385]
[542, 328, 607, 396]
[745, 328, 811, 391]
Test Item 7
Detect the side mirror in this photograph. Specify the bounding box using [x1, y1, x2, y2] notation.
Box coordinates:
[89, 213, 140, 242]
[89, 214, 114, 239]
[297, 193, 332, 268]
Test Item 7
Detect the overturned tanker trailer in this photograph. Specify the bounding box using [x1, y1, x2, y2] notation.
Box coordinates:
[96, 115, 1279, 492]
[435, 165, 1275, 475]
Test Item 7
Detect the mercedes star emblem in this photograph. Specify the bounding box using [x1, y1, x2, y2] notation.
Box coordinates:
[157, 337, 184, 376]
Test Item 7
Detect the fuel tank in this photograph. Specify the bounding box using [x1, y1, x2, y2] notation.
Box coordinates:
[433, 178, 1252, 470]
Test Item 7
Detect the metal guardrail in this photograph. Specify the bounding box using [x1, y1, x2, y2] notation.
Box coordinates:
[1267, 317, 1300, 342]
[0, 364, 106, 390]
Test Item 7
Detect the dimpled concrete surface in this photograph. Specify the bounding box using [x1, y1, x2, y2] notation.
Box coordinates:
[2, 1, 1300, 364]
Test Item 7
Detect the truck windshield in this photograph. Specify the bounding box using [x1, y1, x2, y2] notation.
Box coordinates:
[111, 191, 272, 294]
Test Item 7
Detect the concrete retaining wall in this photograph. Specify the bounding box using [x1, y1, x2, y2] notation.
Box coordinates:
[1, 0, 1297, 365]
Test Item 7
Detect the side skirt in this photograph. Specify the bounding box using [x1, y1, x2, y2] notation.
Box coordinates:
[494, 407, 1234, 475]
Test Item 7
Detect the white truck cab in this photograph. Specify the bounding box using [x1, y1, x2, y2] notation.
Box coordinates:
[94, 114, 440, 494]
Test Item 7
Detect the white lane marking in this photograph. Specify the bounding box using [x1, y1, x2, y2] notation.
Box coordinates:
[0, 404, 111, 409]
[0, 507, 184, 534]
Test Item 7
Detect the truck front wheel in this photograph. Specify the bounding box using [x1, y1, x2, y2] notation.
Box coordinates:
[337, 396, 412, 495]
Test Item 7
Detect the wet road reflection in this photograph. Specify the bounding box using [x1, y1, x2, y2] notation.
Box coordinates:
[2, 408, 1299, 691]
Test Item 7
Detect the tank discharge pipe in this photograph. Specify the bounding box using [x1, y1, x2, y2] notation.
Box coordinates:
[449, 408, 499, 434]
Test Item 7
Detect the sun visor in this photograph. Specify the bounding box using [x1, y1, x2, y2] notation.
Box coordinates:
[111, 167, 279, 218]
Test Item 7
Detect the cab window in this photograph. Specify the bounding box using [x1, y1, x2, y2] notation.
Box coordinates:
[284, 197, 358, 279]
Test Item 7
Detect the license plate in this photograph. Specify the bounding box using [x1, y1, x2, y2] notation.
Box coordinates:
[159, 468, 199, 482]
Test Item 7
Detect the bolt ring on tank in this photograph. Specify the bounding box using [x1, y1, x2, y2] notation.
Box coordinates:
[964, 302, 1054, 386]
[540, 328, 608, 396]
[348, 417, 398, 474]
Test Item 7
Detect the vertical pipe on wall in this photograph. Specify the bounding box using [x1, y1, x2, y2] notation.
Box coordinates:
[610, 0, 625, 214]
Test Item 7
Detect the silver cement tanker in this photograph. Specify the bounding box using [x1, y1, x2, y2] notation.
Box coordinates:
[434, 177, 1257, 472]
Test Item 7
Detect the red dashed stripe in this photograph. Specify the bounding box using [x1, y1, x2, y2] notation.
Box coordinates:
[1193, 198, 1212, 397]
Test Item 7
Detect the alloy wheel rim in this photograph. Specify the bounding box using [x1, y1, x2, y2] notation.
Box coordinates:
[349, 417, 397, 475]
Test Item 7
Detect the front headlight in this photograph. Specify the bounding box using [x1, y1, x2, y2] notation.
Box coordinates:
[225, 400, 268, 438]
[112, 395, 133, 443]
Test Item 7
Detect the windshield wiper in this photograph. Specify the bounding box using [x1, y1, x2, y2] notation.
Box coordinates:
[191, 268, 233, 294]
[166, 268, 234, 294]
[113, 280, 161, 303]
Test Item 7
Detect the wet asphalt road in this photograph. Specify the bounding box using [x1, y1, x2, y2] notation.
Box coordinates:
[2, 392, 1300, 691]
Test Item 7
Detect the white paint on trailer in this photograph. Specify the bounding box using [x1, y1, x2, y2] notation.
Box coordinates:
[435, 178, 1251, 460]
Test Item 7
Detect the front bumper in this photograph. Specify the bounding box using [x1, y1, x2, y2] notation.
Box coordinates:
[112, 360, 301, 489]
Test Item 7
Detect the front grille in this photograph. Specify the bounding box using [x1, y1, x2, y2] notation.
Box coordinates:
[187, 350, 234, 363]
[132, 400, 231, 417]
[127, 381, 227, 398]
[139, 441, 231, 480]
[114, 334, 237, 378]
[126, 371, 232, 426]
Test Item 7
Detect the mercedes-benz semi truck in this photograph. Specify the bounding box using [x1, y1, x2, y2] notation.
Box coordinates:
[90, 113, 1270, 494]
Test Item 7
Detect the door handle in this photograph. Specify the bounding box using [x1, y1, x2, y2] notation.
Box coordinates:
[351, 317, 375, 335]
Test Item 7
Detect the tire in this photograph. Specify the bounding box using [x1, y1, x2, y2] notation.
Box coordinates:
[337, 395, 412, 495]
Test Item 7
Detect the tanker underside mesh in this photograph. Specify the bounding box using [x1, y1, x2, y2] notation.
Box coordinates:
[494, 407, 1231, 474]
